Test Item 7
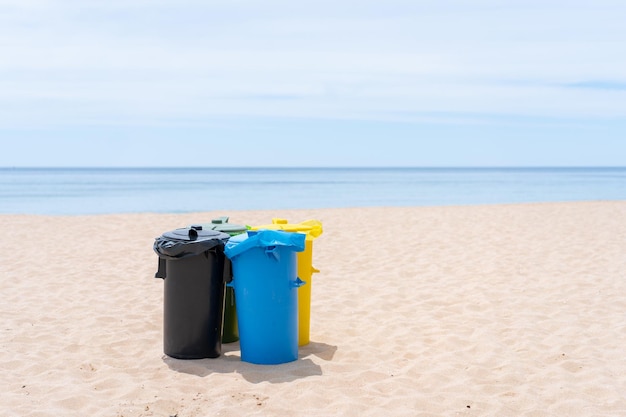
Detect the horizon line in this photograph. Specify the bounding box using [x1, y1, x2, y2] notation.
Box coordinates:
[2, 165, 626, 170]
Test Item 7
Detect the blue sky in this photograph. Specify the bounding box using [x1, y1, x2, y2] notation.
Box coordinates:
[1, 0, 625, 167]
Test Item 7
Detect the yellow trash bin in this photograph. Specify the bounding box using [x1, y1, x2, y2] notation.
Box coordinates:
[249, 218, 322, 346]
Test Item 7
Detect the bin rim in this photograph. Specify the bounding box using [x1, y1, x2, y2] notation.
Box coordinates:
[188, 216, 249, 236]
[249, 218, 323, 239]
[224, 229, 305, 260]
[190, 222, 248, 235]
[154, 227, 230, 260]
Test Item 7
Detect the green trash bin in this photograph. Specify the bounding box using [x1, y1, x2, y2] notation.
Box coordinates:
[190, 217, 248, 343]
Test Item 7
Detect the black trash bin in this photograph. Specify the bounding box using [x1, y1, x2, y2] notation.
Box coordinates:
[153, 226, 230, 359]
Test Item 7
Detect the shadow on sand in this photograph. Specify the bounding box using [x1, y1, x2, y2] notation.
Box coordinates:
[162, 341, 337, 384]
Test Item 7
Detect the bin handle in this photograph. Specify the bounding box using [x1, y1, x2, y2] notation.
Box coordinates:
[155, 258, 166, 279]
[291, 277, 306, 288]
[265, 246, 279, 261]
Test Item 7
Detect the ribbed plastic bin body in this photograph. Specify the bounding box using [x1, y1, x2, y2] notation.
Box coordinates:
[154, 227, 230, 359]
[225, 230, 305, 364]
[249, 219, 322, 346]
[189, 217, 248, 344]
[162, 251, 225, 358]
[221, 282, 238, 344]
[297, 238, 316, 345]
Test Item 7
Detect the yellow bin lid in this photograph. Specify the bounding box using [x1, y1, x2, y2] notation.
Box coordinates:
[250, 218, 323, 240]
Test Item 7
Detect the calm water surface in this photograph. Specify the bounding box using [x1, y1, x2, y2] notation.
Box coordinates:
[0, 167, 625, 215]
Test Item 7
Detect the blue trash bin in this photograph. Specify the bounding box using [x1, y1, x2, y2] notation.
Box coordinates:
[224, 230, 306, 364]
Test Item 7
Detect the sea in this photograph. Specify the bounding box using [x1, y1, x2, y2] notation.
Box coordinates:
[0, 167, 625, 215]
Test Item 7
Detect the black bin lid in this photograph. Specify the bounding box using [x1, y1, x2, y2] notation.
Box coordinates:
[154, 226, 230, 260]
[162, 226, 227, 241]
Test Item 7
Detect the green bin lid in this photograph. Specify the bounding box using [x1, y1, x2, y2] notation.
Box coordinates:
[189, 216, 248, 236]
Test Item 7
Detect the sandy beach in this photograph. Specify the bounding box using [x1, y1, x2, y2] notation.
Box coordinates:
[2, 201, 626, 417]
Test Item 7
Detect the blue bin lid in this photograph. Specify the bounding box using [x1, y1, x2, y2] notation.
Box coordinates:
[224, 229, 305, 260]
